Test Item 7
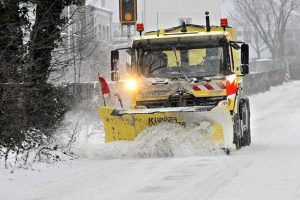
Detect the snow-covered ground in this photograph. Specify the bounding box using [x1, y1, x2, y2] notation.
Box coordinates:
[1, 81, 300, 200]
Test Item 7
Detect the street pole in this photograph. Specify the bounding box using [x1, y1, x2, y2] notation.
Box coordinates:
[127, 25, 131, 40]
[144, 0, 146, 30]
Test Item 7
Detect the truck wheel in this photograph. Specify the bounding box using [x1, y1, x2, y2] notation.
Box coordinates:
[234, 133, 241, 150]
[233, 115, 242, 150]
[240, 98, 251, 146]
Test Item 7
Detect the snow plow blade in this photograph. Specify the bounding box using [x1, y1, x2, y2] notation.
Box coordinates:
[99, 102, 233, 150]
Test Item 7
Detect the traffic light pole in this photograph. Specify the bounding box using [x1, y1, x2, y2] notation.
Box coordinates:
[127, 25, 131, 40]
[119, 0, 137, 40]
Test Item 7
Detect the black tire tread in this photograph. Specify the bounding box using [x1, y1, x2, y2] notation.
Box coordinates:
[241, 98, 251, 146]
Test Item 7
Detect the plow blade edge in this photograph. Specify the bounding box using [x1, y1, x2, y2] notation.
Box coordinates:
[99, 103, 233, 149]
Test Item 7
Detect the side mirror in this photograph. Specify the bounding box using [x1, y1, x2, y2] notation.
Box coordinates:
[240, 64, 249, 75]
[241, 43, 249, 65]
[111, 50, 119, 81]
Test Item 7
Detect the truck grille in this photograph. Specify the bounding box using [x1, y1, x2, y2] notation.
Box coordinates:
[137, 94, 226, 108]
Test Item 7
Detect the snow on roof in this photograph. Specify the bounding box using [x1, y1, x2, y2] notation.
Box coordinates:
[86, 0, 113, 13]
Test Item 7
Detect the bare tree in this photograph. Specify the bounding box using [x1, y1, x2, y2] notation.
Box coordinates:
[0, 0, 85, 168]
[233, 0, 300, 65]
[231, 15, 267, 59]
[50, 4, 109, 83]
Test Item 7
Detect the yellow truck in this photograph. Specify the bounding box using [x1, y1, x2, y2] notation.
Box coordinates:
[99, 13, 251, 155]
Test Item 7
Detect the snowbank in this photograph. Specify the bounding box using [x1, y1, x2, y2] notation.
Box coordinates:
[64, 121, 223, 159]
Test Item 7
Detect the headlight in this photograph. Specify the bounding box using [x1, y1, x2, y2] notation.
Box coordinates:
[125, 79, 138, 91]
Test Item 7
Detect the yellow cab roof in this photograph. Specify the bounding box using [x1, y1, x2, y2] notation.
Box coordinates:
[134, 24, 236, 43]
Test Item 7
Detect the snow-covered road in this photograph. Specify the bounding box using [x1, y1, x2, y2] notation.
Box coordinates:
[2, 81, 300, 200]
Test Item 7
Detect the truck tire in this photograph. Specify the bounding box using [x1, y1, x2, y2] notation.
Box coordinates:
[240, 98, 251, 146]
[233, 115, 242, 150]
[234, 132, 241, 150]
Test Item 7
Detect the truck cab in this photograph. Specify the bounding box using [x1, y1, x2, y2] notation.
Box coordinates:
[111, 24, 249, 112]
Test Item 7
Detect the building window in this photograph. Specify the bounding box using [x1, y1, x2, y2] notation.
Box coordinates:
[101, 0, 105, 7]
[103, 26, 106, 39]
[106, 26, 110, 40]
[243, 31, 252, 43]
[99, 25, 102, 39]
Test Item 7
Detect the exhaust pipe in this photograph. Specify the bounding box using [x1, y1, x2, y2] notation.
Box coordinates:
[205, 11, 211, 32]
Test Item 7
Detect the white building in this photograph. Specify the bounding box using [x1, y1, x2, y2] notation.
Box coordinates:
[93, 6, 113, 42]
[94, 0, 222, 32]
[56, 4, 113, 83]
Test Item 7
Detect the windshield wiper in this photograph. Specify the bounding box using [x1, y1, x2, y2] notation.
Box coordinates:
[172, 47, 190, 82]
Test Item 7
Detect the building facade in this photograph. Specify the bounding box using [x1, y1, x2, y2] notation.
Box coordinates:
[55, 4, 113, 83]
[93, 6, 113, 42]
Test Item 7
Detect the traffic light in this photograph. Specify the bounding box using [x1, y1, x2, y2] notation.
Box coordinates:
[119, 0, 137, 25]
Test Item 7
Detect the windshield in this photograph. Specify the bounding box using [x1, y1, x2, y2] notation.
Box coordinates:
[134, 35, 230, 79]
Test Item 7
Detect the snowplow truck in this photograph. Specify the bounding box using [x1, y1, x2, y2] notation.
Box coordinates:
[99, 14, 251, 154]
